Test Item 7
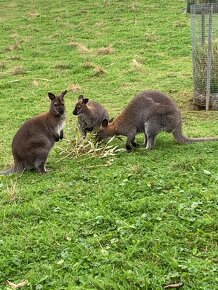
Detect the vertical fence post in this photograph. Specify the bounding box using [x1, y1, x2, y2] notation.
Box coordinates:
[206, 4, 213, 111]
[201, 8, 205, 46]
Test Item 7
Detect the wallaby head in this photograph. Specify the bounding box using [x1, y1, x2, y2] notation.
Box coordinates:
[96, 119, 115, 142]
[73, 95, 89, 116]
[49, 90, 67, 116]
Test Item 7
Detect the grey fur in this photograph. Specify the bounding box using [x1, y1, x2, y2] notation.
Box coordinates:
[73, 95, 109, 137]
[0, 90, 67, 175]
[96, 90, 218, 151]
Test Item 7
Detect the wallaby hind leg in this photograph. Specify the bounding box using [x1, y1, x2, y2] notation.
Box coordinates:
[37, 163, 47, 174]
[34, 152, 49, 174]
[146, 134, 157, 149]
[172, 121, 188, 144]
[144, 122, 159, 150]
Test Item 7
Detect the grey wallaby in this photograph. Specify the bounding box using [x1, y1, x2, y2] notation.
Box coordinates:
[0, 90, 67, 175]
[96, 90, 218, 151]
[73, 95, 110, 136]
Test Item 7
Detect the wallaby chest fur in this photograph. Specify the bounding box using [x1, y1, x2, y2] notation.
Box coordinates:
[97, 90, 218, 151]
[73, 95, 109, 136]
[1, 90, 67, 175]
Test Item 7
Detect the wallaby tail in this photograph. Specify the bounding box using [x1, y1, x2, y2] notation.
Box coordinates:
[173, 124, 218, 144]
[0, 167, 23, 176]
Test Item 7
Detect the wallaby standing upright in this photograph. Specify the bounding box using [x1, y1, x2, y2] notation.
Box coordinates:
[73, 95, 109, 137]
[96, 90, 218, 151]
[0, 90, 67, 175]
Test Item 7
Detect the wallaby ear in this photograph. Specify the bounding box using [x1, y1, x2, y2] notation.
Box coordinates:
[82, 98, 89, 104]
[61, 90, 67, 98]
[78, 95, 84, 102]
[48, 92, 56, 100]
[102, 119, 108, 128]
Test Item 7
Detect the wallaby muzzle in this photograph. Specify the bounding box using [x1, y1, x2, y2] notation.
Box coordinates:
[59, 108, 64, 115]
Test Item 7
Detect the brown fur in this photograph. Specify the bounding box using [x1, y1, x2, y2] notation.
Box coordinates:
[0, 90, 67, 175]
[96, 90, 218, 151]
[73, 95, 109, 136]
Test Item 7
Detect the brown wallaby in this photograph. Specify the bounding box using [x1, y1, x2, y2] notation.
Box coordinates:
[0, 90, 67, 175]
[73, 95, 109, 137]
[96, 90, 218, 151]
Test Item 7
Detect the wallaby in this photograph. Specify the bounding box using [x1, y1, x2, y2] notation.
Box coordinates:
[96, 90, 218, 151]
[0, 90, 67, 175]
[73, 95, 109, 137]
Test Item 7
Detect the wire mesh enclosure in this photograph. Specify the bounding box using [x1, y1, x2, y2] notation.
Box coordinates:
[191, 3, 218, 110]
[187, 0, 218, 13]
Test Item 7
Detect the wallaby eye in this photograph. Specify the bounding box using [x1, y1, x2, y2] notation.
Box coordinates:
[54, 103, 58, 106]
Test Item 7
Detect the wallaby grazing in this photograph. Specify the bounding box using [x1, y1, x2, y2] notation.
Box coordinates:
[73, 95, 109, 136]
[96, 90, 218, 151]
[0, 90, 67, 175]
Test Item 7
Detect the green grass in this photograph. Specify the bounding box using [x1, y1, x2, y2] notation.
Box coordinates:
[0, 0, 218, 289]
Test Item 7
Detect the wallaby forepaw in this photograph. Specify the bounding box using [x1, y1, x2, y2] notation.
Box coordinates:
[131, 141, 139, 148]
[126, 145, 133, 152]
[60, 131, 64, 140]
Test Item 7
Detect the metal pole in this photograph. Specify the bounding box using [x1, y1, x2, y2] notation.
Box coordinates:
[206, 4, 213, 111]
[201, 9, 205, 46]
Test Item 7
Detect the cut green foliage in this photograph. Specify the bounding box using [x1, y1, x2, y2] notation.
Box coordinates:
[56, 133, 124, 163]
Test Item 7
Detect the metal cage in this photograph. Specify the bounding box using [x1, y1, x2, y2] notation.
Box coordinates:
[191, 3, 218, 110]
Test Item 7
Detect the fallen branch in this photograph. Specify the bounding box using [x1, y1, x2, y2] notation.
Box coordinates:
[164, 283, 183, 289]
[34, 78, 51, 81]
[9, 80, 22, 83]
[5, 280, 29, 289]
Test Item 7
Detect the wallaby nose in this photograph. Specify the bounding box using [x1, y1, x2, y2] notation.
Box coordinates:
[73, 110, 77, 115]
[59, 108, 64, 114]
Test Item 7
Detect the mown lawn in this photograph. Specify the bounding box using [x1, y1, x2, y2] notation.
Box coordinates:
[0, 0, 217, 289]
